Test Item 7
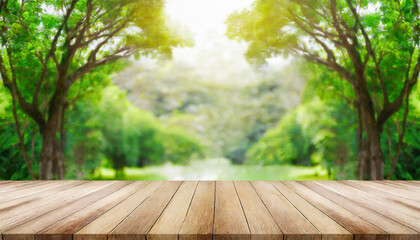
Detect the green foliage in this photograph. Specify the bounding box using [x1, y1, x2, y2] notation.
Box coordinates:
[157, 127, 204, 164]
[383, 84, 420, 180]
[1, 0, 181, 110]
[390, 122, 420, 180]
[0, 85, 41, 180]
[247, 100, 332, 164]
[227, 0, 419, 179]
[247, 97, 360, 179]
[115, 60, 306, 162]
[247, 62, 360, 179]
[1, 0, 187, 179]
[93, 158, 328, 181]
[64, 85, 204, 178]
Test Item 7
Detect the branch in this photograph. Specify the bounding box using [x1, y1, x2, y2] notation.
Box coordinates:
[290, 12, 337, 63]
[330, 0, 364, 76]
[377, 53, 420, 127]
[292, 46, 354, 83]
[346, 0, 389, 105]
[388, 93, 410, 179]
[33, 0, 79, 106]
[68, 47, 135, 85]
[0, 49, 46, 129]
[11, 92, 35, 179]
[87, 21, 129, 63]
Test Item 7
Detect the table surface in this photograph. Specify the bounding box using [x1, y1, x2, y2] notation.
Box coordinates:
[0, 180, 419, 240]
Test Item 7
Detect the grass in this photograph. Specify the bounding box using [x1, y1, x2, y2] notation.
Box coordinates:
[92, 158, 329, 180]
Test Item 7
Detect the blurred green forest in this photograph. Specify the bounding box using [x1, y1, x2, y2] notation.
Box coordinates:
[0, 0, 419, 180]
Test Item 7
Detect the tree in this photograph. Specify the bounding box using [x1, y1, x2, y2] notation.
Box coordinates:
[226, 0, 419, 179]
[0, 0, 183, 179]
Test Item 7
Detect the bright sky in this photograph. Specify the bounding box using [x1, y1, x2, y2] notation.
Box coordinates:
[140, 0, 290, 85]
[165, 0, 254, 37]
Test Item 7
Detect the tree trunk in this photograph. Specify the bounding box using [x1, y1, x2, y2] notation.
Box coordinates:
[39, 130, 55, 180]
[39, 106, 63, 179]
[355, 101, 369, 180]
[367, 129, 384, 180]
[53, 138, 65, 180]
[39, 127, 66, 180]
[358, 141, 370, 180]
[56, 103, 68, 180]
[39, 83, 69, 179]
[360, 112, 384, 180]
[355, 82, 385, 180]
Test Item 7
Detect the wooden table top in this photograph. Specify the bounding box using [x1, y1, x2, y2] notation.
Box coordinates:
[0, 181, 419, 240]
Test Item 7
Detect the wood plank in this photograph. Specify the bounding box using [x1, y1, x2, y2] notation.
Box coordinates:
[108, 181, 182, 240]
[234, 181, 282, 240]
[0, 181, 31, 193]
[213, 181, 250, 240]
[3, 181, 131, 240]
[283, 181, 387, 240]
[178, 181, 215, 240]
[365, 181, 420, 201]
[148, 181, 198, 240]
[0, 181, 107, 234]
[74, 181, 163, 240]
[251, 181, 320, 240]
[0, 181, 84, 211]
[271, 181, 352, 240]
[313, 181, 420, 232]
[0, 181, 51, 194]
[340, 181, 420, 210]
[393, 181, 420, 188]
[359, 181, 420, 200]
[37, 181, 148, 240]
[380, 181, 420, 193]
[0, 180, 419, 240]
[301, 181, 419, 240]
[0, 181, 64, 201]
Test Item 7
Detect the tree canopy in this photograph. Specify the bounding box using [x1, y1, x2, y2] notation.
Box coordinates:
[0, 0, 185, 179]
[226, 0, 419, 179]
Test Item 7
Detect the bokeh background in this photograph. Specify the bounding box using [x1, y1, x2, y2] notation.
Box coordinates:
[1, 0, 419, 180]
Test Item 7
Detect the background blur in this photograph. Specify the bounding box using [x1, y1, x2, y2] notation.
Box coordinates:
[1, 0, 419, 180]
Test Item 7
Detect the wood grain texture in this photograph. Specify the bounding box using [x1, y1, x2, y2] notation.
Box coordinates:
[74, 181, 163, 240]
[178, 181, 215, 240]
[108, 181, 182, 240]
[0, 181, 48, 194]
[251, 181, 320, 240]
[340, 180, 420, 211]
[234, 181, 282, 240]
[313, 181, 420, 233]
[213, 181, 250, 240]
[0, 181, 68, 201]
[322, 181, 420, 218]
[393, 181, 420, 189]
[283, 181, 388, 240]
[366, 181, 420, 201]
[37, 181, 148, 240]
[0, 181, 106, 235]
[0, 181, 84, 211]
[3, 181, 130, 240]
[0, 181, 419, 240]
[148, 181, 198, 240]
[271, 181, 352, 240]
[301, 181, 419, 240]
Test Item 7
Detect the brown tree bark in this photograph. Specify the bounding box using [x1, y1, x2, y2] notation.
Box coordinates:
[39, 96, 65, 180]
[11, 99, 35, 179]
[39, 126, 66, 180]
[355, 101, 369, 180]
[39, 129, 55, 180]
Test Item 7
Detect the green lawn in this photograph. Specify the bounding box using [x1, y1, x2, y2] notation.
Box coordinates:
[92, 158, 329, 180]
